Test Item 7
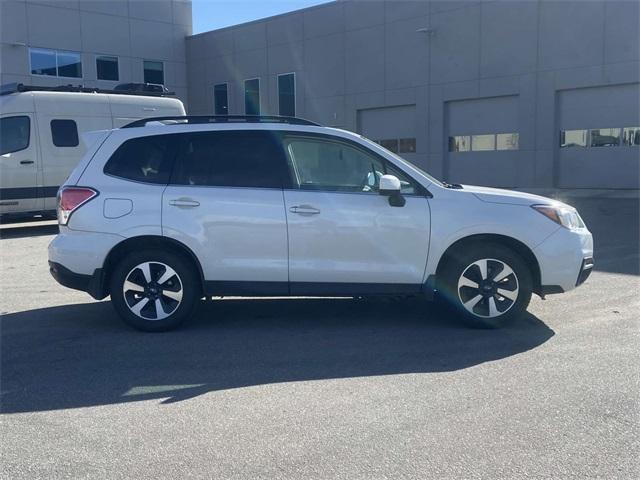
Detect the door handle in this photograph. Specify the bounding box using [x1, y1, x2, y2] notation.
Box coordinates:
[169, 198, 200, 208]
[290, 205, 320, 215]
[20, 160, 34, 165]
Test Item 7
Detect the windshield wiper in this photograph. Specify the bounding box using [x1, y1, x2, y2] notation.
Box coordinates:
[443, 182, 463, 189]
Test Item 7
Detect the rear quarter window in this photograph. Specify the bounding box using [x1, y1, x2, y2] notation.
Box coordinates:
[104, 134, 177, 184]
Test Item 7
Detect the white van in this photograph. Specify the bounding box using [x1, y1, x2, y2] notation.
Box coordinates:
[0, 83, 185, 217]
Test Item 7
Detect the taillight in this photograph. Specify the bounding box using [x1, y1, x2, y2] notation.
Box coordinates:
[57, 187, 98, 225]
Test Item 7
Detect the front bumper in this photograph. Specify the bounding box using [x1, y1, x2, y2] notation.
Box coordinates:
[49, 261, 107, 299]
[576, 256, 594, 287]
[534, 226, 594, 293]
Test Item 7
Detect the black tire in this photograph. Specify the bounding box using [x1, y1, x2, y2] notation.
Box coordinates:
[438, 243, 533, 329]
[109, 249, 200, 332]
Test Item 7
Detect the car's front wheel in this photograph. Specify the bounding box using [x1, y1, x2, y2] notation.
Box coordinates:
[439, 243, 533, 328]
[110, 250, 200, 332]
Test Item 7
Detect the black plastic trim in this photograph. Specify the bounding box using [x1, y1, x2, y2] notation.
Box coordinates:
[49, 262, 107, 300]
[576, 257, 594, 287]
[0, 186, 59, 200]
[539, 285, 565, 295]
[290, 282, 422, 296]
[203, 281, 424, 297]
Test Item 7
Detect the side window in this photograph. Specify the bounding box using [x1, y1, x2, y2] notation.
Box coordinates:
[385, 163, 417, 195]
[283, 136, 416, 194]
[51, 119, 79, 147]
[104, 134, 177, 184]
[171, 131, 287, 189]
[0, 116, 30, 155]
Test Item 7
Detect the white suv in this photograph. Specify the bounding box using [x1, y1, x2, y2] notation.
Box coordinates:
[48, 116, 594, 331]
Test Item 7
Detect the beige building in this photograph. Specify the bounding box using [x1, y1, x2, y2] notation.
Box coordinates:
[0, 0, 191, 103]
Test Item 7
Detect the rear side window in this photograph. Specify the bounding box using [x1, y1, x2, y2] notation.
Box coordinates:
[51, 119, 79, 147]
[0, 116, 30, 155]
[171, 131, 287, 189]
[104, 134, 177, 184]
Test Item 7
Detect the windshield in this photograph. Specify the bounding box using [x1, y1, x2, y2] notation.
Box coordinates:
[357, 135, 445, 187]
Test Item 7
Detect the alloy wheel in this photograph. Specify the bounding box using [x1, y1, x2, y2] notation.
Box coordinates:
[122, 261, 183, 321]
[457, 258, 519, 318]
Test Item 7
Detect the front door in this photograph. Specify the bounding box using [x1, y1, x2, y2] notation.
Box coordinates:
[161, 130, 290, 295]
[281, 133, 431, 294]
[0, 114, 42, 214]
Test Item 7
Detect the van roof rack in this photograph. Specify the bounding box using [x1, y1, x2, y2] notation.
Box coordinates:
[0, 82, 175, 97]
[121, 115, 321, 128]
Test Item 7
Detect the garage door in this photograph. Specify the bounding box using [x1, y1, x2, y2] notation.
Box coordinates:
[557, 84, 640, 189]
[445, 95, 521, 188]
[357, 105, 418, 164]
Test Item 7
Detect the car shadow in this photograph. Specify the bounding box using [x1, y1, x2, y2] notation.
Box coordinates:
[0, 298, 554, 413]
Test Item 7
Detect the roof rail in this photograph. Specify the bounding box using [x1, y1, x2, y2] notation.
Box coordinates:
[121, 115, 321, 128]
[0, 82, 175, 97]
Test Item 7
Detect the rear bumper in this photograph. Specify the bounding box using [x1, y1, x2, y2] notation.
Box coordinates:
[49, 261, 107, 300]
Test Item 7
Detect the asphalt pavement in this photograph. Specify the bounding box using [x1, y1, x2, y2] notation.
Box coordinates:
[1, 197, 638, 479]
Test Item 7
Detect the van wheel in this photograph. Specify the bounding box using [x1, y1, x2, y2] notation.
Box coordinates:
[109, 250, 199, 332]
[438, 243, 532, 329]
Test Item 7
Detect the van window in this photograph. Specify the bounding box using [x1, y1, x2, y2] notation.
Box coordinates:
[51, 119, 79, 147]
[172, 131, 287, 189]
[0, 116, 30, 155]
[104, 135, 177, 184]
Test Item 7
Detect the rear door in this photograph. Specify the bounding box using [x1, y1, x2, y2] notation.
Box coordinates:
[161, 130, 290, 294]
[0, 114, 42, 213]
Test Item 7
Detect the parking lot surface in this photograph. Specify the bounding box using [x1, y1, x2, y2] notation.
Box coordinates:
[1, 198, 638, 479]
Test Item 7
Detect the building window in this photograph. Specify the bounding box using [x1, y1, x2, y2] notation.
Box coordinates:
[449, 133, 519, 152]
[471, 134, 495, 151]
[374, 138, 416, 154]
[30, 48, 81, 78]
[50, 120, 79, 147]
[399, 138, 416, 153]
[561, 127, 640, 148]
[560, 129, 588, 148]
[214, 83, 228, 115]
[379, 139, 399, 153]
[623, 127, 640, 146]
[590, 128, 620, 147]
[278, 73, 295, 117]
[244, 78, 260, 115]
[143, 60, 164, 85]
[96, 55, 119, 81]
[448, 135, 470, 152]
[496, 133, 519, 151]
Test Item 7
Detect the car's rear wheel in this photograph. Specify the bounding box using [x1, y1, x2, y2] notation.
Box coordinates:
[438, 243, 533, 328]
[110, 250, 200, 332]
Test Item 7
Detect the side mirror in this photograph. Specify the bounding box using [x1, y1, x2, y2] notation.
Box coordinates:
[379, 174, 401, 195]
[378, 174, 406, 207]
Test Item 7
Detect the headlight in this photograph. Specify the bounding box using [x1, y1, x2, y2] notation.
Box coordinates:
[531, 204, 585, 230]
